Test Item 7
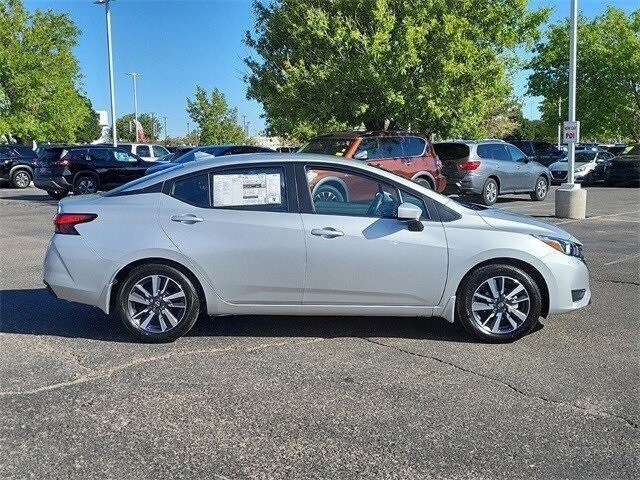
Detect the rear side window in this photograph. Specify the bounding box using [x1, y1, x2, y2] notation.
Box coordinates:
[211, 166, 287, 212]
[403, 137, 427, 157]
[479, 144, 511, 162]
[13, 146, 36, 157]
[0, 147, 15, 157]
[88, 148, 111, 162]
[153, 145, 168, 157]
[433, 143, 469, 160]
[137, 145, 150, 157]
[118, 144, 133, 153]
[477, 145, 492, 159]
[171, 174, 210, 207]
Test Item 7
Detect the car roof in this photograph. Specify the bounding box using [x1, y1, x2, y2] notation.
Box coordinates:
[312, 131, 427, 140]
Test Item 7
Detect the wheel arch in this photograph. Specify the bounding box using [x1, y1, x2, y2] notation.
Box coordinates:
[73, 170, 101, 187]
[109, 257, 208, 315]
[410, 171, 436, 189]
[487, 174, 501, 190]
[9, 165, 33, 177]
[456, 257, 550, 318]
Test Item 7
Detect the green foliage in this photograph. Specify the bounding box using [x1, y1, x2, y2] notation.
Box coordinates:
[507, 118, 550, 141]
[186, 86, 245, 145]
[74, 96, 101, 143]
[528, 7, 640, 141]
[115, 113, 162, 142]
[244, 0, 548, 140]
[0, 0, 93, 142]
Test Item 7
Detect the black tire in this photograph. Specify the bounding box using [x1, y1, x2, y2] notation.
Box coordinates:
[73, 174, 98, 195]
[11, 170, 31, 189]
[479, 178, 499, 206]
[414, 178, 433, 190]
[604, 176, 616, 187]
[582, 172, 594, 187]
[116, 263, 201, 343]
[530, 175, 548, 201]
[47, 190, 69, 200]
[313, 183, 345, 203]
[455, 264, 542, 343]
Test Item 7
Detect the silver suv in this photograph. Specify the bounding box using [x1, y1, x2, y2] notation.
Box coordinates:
[434, 140, 551, 205]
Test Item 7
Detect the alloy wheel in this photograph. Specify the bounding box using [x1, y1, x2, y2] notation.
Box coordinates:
[471, 276, 531, 334]
[314, 190, 339, 202]
[13, 171, 30, 188]
[77, 178, 97, 194]
[127, 275, 187, 333]
[485, 182, 497, 204]
[536, 178, 547, 198]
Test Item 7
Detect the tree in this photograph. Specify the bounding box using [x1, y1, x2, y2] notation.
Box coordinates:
[186, 86, 245, 145]
[115, 113, 161, 142]
[74, 96, 102, 143]
[244, 0, 548, 140]
[0, 0, 94, 142]
[528, 7, 640, 141]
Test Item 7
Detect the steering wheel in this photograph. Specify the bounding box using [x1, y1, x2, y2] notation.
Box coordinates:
[367, 191, 396, 217]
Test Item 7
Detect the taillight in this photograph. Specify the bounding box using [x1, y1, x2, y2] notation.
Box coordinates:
[54, 213, 97, 235]
[459, 160, 481, 171]
[51, 159, 70, 166]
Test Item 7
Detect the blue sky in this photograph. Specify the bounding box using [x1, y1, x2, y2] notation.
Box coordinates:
[23, 0, 640, 137]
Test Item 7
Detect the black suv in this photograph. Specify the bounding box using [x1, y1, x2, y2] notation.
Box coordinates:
[0, 144, 38, 188]
[507, 140, 563, 167]
[33, 145, 155, 199]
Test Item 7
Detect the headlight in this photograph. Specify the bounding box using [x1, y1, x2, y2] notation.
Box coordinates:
[533, 235, 583, 258]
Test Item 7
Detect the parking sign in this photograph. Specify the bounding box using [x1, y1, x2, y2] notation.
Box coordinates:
[563, 121, 580, 143]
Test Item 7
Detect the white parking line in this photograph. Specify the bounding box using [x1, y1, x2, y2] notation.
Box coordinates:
[603, 253, 640, 266]
[555, 210, 640, 225]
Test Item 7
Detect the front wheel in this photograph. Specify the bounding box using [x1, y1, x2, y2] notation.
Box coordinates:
[73, 174, 98, 195]
[530, 176, 548, 201]
[456, 264, 542, 343]
[313, 184, 345, 203]
[11, 170, 31, 188]
[116, 264, 201, 343]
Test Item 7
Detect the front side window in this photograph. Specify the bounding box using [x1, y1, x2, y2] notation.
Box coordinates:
[211, 166, 287, 212]
[307, 167, 400, 218]
[137, 145, 150, 157]
[354, 138, 382, 160]
[113, 150, 139, 163]
[87, 148, 111, 163]
[378, 137, 404, 158]
[153, 145, 169, 157]
[507, 145, 527, 162]
[171, 174, 210, 207]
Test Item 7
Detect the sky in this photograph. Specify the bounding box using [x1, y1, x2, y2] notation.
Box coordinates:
[22, 0, 640, 138]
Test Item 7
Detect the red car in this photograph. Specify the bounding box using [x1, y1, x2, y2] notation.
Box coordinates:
[298, 131, 446, 193]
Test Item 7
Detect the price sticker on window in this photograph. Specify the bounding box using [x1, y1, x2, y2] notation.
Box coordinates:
[213, 173, 281, 207]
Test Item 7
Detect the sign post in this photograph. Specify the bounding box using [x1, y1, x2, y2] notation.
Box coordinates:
[555, 0, 586, 219]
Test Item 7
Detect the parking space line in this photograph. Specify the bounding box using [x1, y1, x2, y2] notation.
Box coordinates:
[556, 210, 640, 225]
[603, 253, 640, 266]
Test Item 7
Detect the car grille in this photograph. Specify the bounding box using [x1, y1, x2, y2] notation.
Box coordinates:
[551, 171, 567, 180]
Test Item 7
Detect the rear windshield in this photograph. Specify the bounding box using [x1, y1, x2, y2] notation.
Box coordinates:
[40, 148, 65, 162]
[433, 143, 470, 160]
[299, 138, 353, 156]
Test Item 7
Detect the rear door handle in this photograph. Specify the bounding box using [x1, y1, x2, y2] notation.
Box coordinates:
[311, 227, 344, 238]
[170, 214, 204, 224]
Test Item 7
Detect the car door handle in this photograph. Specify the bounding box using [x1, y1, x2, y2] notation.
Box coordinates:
[311, 227, 344, 238]
[170, 214, 204, 224]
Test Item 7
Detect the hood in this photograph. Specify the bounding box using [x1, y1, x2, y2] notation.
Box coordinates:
[475, 207, 574, 241]
[549, 160, 589, 172]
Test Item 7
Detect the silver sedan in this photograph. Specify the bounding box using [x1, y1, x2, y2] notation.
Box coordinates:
[43, 154, 590, 343]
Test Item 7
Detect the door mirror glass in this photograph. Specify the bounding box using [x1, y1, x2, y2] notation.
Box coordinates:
[353, 150, 368, 160]
[397, 202, 422, 221]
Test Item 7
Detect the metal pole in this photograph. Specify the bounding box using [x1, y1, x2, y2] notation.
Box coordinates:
[567, 0, 578, 184]
[150, 112, 156, 140]
[127, 72, 141, 142]
[557, 98, 562, 149]
[103, 0, 117, 147]
[163, 116, 168, 144]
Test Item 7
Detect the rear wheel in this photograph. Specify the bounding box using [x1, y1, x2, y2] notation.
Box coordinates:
[479, 178, 498, 206]
[313, 183, 345, 203]
[47, 190, 68, 200]
[582, 172, 595, 187]
[11, 170, 31, 189]
[414, 178, 433, 190]
[456, 264, 542, 343]
[73, 174, 98, 195]
[116, 264, 201, 343]
[530, 175, 548, 201]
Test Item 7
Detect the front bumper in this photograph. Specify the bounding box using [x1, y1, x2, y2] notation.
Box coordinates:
[543, 251, 591, 315]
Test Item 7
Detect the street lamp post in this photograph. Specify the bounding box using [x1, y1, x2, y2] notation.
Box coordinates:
[555, 0, 586, 219]
[94, 0, 117, 147]
[163, 116, 168, 145]
[126, 72, 142, 142]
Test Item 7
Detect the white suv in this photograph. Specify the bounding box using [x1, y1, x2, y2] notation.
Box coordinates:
[115, 143, 170, 161]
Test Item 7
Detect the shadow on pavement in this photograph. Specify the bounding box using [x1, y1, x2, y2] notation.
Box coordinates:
[0, 288, 476, 344]
[0, 193, 58, 203]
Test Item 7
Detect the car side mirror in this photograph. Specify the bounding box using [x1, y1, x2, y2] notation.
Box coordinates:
[353, 150, 368, 160]
[397, 202, 424, 231]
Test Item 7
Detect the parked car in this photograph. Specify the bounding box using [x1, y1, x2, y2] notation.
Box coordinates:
[33, 145, 155, 199]
[507, 140, 564, 167]
[155, 146, 195, 163]
[145, 145, 275, 175]
[107, 143, 170, 161]
[43, 153, 590, 343]
[298, 131, 446, 192]
[604, 144, 640, 186]
[0, 144, 38, 188]
[607, 144, 627, 157]
[434, 140, 551, 206]
[275, 146, 299, 153]
[548, 150, 614, 185]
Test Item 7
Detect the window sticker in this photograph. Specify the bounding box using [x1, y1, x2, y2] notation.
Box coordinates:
[213, 173, 282, 207]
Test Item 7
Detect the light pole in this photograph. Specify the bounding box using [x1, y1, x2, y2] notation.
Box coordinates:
[555, 0, 586, 219]
[150, 112, 156, 140]
[126, 72, 142, 141]
[163, 116, 168, 145]
[94, 0, 117, 147]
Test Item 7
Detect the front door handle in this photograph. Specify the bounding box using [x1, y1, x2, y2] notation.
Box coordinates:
[170, 214, 204, 224]
[311, 227, 344, 238]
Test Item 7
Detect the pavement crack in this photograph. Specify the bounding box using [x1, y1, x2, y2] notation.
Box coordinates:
[360, 337, 638, 430]
[0, 337, 324, 398]
[592, 278, 640, 286]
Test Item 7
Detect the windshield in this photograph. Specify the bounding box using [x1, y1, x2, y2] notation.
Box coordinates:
[174, 146, 227, 163]
[299, 138, 352, 156]
[560, 151, 595, 162]
[104, 164, 182, 196]
[622, 144, 639, 156]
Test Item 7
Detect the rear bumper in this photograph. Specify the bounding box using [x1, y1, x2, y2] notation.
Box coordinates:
[33, 175, 71, 191]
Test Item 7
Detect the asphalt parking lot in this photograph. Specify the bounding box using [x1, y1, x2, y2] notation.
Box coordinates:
[0, 185, 638, 479]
